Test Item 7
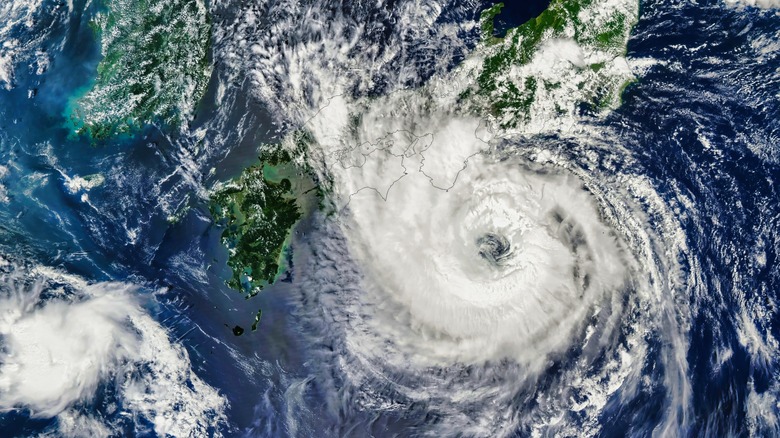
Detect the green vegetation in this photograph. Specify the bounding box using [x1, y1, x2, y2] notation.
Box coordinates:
[210, 147, 318, 299]
[251, 309, 262, 331]
[67, 0, 211, 139]
[488, 76, 537, 124]
[210, 137, 322, 333]
[471, 0, 636, 128]
[231, 309, 262, 336]
[479, 3, 505, 44]
[594, 12, 628, 49]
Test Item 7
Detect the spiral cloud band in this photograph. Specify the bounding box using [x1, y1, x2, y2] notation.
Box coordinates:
[288, 136, 692, 435]
[214, 0, 724, 434]
[286, 91, 691, 435]
[344, 152, 629, 366]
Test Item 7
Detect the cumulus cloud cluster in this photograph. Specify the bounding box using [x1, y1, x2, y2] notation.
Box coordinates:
[0, 267, 227, 437]
[0, 0, 59, 89]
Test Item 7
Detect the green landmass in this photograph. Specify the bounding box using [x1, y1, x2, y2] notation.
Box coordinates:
[469, 0, 637, 128]
[67, 0, 211, 140]
[230, 309, 262, 336]
[210, 147, 318, 299]
[479, 3, 505, 44]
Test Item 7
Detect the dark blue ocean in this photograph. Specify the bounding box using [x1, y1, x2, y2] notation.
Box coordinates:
[0, 0, 778, 436]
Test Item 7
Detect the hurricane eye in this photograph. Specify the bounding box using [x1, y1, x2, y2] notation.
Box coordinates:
[477, 233, 512, 266]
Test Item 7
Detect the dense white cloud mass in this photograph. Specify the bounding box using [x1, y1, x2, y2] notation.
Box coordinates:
[212, 0, 697, 435]
[342, 152, 629, 367]
[724, 0, 780, 9]
[0, 0, 61, 89]
[0, 267, 228, 436]
[284, 127, 698, 436]
[0, 281, 140, 416]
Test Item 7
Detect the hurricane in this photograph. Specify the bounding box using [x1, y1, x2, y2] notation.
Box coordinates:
[278, 119, 697, 435]
[216, 0, 779, 435]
